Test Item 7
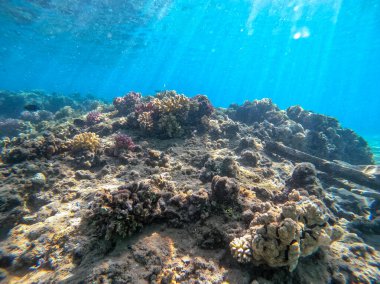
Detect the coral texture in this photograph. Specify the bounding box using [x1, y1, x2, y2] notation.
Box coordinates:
[230, 196, 343, 272]
[228, 99, 373, 164]
[71, 132, 100, 152]
[114, 133, 135, 150]
[86, 182, 162, 240]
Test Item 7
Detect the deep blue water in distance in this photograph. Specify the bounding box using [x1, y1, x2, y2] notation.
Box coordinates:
[0, 0, 379, 136]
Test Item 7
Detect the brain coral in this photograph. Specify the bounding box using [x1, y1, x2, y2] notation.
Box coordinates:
[71, 132, 100, 152]
[230, 196, 343, 272]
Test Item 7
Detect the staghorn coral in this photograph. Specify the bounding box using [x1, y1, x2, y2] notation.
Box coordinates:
[230, 197, 343, 272]
[71, 132, 100, 152]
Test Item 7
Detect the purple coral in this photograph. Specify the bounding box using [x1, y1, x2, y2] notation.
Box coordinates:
[113, 97, 126, 113]
[114, 133, 135, 151]
[86, 111, 102, 125]
[192, 95, 214, 117]
[113, 91, 142, 115]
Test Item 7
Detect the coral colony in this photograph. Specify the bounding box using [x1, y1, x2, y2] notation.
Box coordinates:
[0, 90, 378, 283]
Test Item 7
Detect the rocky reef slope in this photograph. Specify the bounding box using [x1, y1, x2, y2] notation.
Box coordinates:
[0, 90, 379, 283]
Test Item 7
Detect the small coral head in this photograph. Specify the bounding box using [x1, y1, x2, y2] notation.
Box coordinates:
[114, 133, 135, 150]
[230, 237, 252, 263]
[113, 96, 125, 106]
[86, 111, 102, 125]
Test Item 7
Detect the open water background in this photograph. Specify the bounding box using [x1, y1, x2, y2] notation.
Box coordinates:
[0, 0, 379, 159]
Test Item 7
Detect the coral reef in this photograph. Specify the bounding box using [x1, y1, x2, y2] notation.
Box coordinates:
[0, 90, 378, 284]
[20, 110, 54, 123]
[71, 132, 100, 152]
[114, 133, 135, 151]
[113, 91, 142, 115]
[86, 111, 103, 125]
[211, 175, 239, 204]
[129, 91, 214, 138]
[86, 181, 162, 240]
[228, 99, 374, 165]
[230, 196, 343, 272]
[0, 119, 28, 138]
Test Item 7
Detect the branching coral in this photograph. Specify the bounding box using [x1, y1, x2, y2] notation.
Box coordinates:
[86, 111, 102, 125]
[152, 94, 192, 115]
[158, 114, 183, 138]
[114, 133, 135, 151]
[115, 91, 214, 138]
[86, 182, 162, 240]
[71, 132, 100, 152]
[113, 91, 142, 115]
[137, 111, 154, 132]
[230, 197, 343, 272]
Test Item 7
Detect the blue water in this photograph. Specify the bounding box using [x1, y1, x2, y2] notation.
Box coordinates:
[0, 0, 379, 136]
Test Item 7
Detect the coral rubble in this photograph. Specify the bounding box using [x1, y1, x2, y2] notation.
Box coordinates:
[0, 90, 378, 284]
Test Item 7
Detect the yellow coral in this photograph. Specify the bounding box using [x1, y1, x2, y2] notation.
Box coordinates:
[71, 132, 100, 152]
[137, 111, 154, 131]
[230, 236, 252, 263]
[153, 94, 191, 114]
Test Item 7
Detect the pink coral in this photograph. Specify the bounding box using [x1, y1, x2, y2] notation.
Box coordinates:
[113, 91, 142, 115]
[86, 111, 102, 125]
[114, 133, 135, 151]
[191, 95, 214, 117]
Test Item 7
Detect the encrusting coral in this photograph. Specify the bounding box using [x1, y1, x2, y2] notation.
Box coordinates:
[230, 195, 344, 272]
[71, 132, 100, 152]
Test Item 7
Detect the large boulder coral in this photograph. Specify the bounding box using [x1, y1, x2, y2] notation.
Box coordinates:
[0, 118, 29, 138]
[230, 196, 343, 272]
[228, 99, 374, 165]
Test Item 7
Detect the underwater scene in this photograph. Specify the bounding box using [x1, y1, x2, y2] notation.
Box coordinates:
[0, 0, 379, 283]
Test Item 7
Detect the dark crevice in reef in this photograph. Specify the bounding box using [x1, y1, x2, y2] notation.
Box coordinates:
[0, 90, 379, 284]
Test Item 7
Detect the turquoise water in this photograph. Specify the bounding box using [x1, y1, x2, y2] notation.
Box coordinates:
[366, 135, 380, 164]
[0, 0, 379, 135]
